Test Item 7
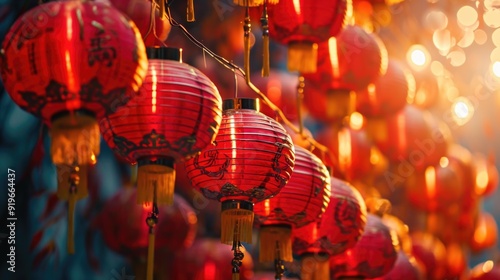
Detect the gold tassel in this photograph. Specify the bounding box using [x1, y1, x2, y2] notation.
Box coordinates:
[301, 254, 330, 280]
[67, 192, 76, 254]
[259, 225, 293, 262]
[312, 257, 330, 280]
[50, 114, 100, 166]
[287, 42, 318, 73]
[233, 0, 264, 6]
[146, 231, 155, 280]
[325, 89, 354, 123]
[221, 208, 254, 244]
[187, 0, 195, 22]
[261, 2, 270, 77]
[243, 10, 251, 83]
[232, 273, 240, 280]
[137, 164, 175, 205]
[365, 117, 388, 142]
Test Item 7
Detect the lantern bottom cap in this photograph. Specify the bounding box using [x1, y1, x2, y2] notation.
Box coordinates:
[259, 224, 293, 262]
[137, 164, 175, 205]
[50, 113, 100, 166]
[221, 200, 254, 244]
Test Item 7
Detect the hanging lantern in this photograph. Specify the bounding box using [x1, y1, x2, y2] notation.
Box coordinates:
[168, 238, 254, 280]
[411, 232, 447, 280]
[293, 178, 367, 280]
[254, 0, 351, 73]
[330, 213, 398, 279]
[469, 261, 500, 280]
[470, 211, 498, 253]
[0, 0, 148, 254]
[302, 25, 388, 123]
[356, 59, 413, 118]
[381, 214, 412, 256]
[185, 98, 295, 279]
[253, 146, 331, 269]
[106, 0, 171, 46]
[370, 251, 423, 280]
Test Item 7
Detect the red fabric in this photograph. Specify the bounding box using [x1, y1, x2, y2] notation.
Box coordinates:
[1, 1, 147, 121]
[254, 146, 331, 228]
[184, 107, 295, 203]
[330, 214, 397, 278]
[97, 188, 197, 256]
[253, 0, 350, 44]
[99, 59, 223, 163]
[356, 59, 411, 118]
[303, 25, 387, 92]
[411, 232, 447, 280]
[292, 178, 366, 256]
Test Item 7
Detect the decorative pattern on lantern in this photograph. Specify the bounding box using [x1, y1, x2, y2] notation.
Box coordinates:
[330, 213, 398, 279]
[302, 25, 388, 123]
[253, 146, 331, 266]
[356, 59, 414, 118]
[100, 47, 223, 206]
[0, 0, 148, 254]
[185, 98, 295, 279]
[292, 178, 367, 280]
[255, 0, 352, 73]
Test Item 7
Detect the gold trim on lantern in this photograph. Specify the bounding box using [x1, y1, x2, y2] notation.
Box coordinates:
[259, 225, 293, 262]
[287, 42, 318, 73]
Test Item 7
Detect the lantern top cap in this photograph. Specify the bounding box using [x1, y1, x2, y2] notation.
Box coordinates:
[146, 47, 182, 62]
[223, 98, 260, 112]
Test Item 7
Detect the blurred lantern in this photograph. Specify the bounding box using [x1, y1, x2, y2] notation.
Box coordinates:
[0, 0, 147, 253]
[303, 25, 388, 123]
[356, 59, 413, 118]
[185, 98, 295, 279]
[381, 214, 412, 255]
[370, 251, 423, 280]
[443, 243, 467, 279]
[470, 211, 498, 253]
[371, 105, 447, 172]
[254, 0, 351, 73]
[254, 146, 331, 268]
[330, 213, 398, 279]
[473, 153, 499, 197]
[316, 126, 373, 181]
[169, 238, 254, 280]
[408, 69, 439, 108]
[469, 260, 500, 280]
[97, 188, 197, 256]
[410, 232, 447, 280]
[100, 47, 222, 280]
[106, 0, 171, 46]
[405, 157, 464, 212]
[293, 178, 367, 280]
[284, 124, 314, 151]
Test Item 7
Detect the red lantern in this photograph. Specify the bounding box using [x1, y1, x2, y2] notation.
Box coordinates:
[100, 47, 223, 206]
[370, 251, 423, 280]
[97, 188, 197, 256]
[470, 211, 498, 253]
[302, 25, 387, 122]
[316, 125, 373, 181]
[106, 0, 171, 46]
[469, 261, 500, 280]
[410, 69, 439, 109]
[184, 98, 295, 278]
[330, 213, 397, 279]
[293, 178, 366, 280]
[473, 153, 499, 197]
[168, 238, 254, 280]
[0, 0, 147, 254]
[411, 232, 447, 280]
[253, 146, 331, 263]
[255, 0, 351, 73]
[356, 59, 413, 118]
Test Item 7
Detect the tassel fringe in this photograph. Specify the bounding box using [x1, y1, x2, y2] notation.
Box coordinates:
[187, 0, 195, 22]
[137, 165, 175, 205]
[287, 42, 318, 73]
[259, 226, 293, 262]
[221, 209, 254, 244]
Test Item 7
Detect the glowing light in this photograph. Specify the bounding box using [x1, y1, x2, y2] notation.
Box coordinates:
[474, 29, 488, 45]
[484, 9, 500, 28]
[370, 147, 381, 165]
[439, 157, 449, 168]
[425, 166, 436, 199]
[292, 0, 302, 20]
[407, 45, 430, 71]
[425, 10, 448, 30]
[451, 97, 474, 126]
[433, 29, 453, 53]
[482, 260, 494, 273]
[474, 217, 488, 245]
[457, 6, 478, 27]
[493, 61, 500, 77]
[490, 48, 500, 62]
[338, 128, 352, 172]
[476, 160, 489, 194]
[447, 48, 466, 67]
[350, 112, 364, 130]
[90, 153, 97, 165]
[492, 28, 500, 47]
[328, 37, 340, 79]
[151, 68, 157, 113]
[264, 199, 271, 216]
[430, 61, 444, 76]
[457, 29, 474, 48]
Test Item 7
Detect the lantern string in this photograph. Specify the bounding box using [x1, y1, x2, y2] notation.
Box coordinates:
[143, 0, 156, 41]
[231, 221, 244, 280]
[296, 76, 305, 135]
[67, 162, 80, 255]
[243, 5, 251, 84]
[274, 241, 284, 280]
[145, 184, 159, 280]
[166, 8, 333, 161]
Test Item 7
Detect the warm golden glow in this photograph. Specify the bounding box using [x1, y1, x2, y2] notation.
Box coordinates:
[483, 9, 500, 28]
[482, 260, 494, 273]
[492, 28, 500, 47]
[474, 216, 488, 245]
[425, 166, 436, 199]
[328, 37, 341, 79]
[493, 61, 500, 78]
[338, 128, 352, 172]
[430, 61, 444, 76]
[457, 6, 478, 27]
[264, 199, 271, 216]
[474, 29, 488, 45]
[451, 97, 474, 126]
[476, 159, 489, 194]
[490, 48, 500, 62]
[267, 78, 282, 105]
[151, 68, 157, 113]
[407, 45, 430, 71]
[370, 147, 381, 165]
[349, 112, 364, 130]
[425, 10, 448, 30]
[447, 48, 466, 67]
[90, 153, 97, 165]
[230, 117, 237, 172]
[292, 0, 302, 19]
[439, 157, 449, 168]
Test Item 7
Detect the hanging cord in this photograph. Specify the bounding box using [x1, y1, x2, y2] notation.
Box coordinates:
[165, 8, 332, 160]
[231, 221, 244, 280]
[243, 4, 252, 83]
[260, 0, 270, 77]
[274, 241, 284, 280]
[145, 183, 159, 280]
[67, 161, 80, 254]
[296, 76, 305, 135]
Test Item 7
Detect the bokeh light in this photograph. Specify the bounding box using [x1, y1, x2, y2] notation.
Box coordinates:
[457, 6, 478, 27]
[474, 29, 488, 45]
[493, 61, 500, 78]
[447, 48, 466, 67]
[451, 97, 474, 126]
[407, 44, 431, 71]
[424, 9, 448, 30]
[484, 9, 500, 28]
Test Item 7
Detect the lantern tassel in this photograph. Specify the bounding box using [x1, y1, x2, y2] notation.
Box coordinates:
[260, 2, 270, 77]
[243, 8, 251, 83]
[287, 42, 318, 73]
[259, 225, 293, 262]
[221, 201, 254, 244]
[50, 113, 100, 166]
[231, 224, 244, 280]
[145, 189, 159, 280]
[187, 0, 195, 22]
[365, 117, 388, 142]
[301, 253, 330, 280]
[325, 89, 355, 124]
[137, 164, 175, 205]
